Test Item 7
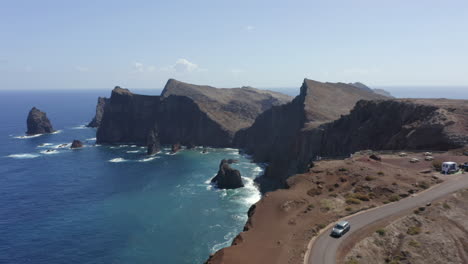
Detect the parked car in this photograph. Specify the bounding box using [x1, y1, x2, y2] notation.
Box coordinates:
[330, 221, 351, 237]
[462, 162, 468, 172]
[442, 162, 459, 174]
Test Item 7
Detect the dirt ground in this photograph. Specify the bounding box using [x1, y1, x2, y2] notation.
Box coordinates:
[206, 150, 468, 264]
[344, 188, 468, 264]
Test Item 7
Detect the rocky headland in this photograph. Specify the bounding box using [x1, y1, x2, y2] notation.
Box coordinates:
[26, 107, 54, 135]
[88, 78, 468, 264]
[96, 79, 292, 148]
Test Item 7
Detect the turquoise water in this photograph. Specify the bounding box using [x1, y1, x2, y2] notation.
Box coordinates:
[0, 90, 262, 264]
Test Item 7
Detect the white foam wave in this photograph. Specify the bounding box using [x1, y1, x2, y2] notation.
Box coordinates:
[211, 231, 237, 252]
[86, 137, 96, 141]
[70, 125, 87, 129]
[242, 177, 261, 204]
[51, 130, 62, 134]
[126, 150, 141, 153]
[40, 150, 60, 155]
[14, 134, 43, 139]
[37, 143, 53, 148]
[109, 158, 127, 163]
[53, 143, 71, 149]
[138, 156, 159, 162]
[7, 153, 40, 159]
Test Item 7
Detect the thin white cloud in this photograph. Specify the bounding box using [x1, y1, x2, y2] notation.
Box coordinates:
[173, 58, 199, 73]
[245, 25, 255, 32]
[134, 62, 144, 72]
[230, 68, 244, 74]
[76, 66, 89, 72]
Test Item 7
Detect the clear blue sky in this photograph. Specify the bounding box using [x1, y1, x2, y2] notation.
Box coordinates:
[1, 0, 467, 91]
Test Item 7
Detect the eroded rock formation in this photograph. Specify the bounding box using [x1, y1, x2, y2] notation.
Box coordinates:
[96, 80, 292, 147]
[26, 107, 54, 135]
[70, 140, 83, 149]
[87, 97, 109, 128]
[211, 159, 244, 189]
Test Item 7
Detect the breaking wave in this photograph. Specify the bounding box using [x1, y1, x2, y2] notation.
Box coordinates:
[6, 153, 40, 159]
[109, 158, 127, 163]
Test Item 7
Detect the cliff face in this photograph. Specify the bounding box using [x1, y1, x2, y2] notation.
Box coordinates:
[234, 79, 388, 189]
[97, 87, 160, 145]
[87, 97, 109, 128]
[96, 80, 292, 147]
[26, 107, 54, 135]
[319, 99, 468, 155]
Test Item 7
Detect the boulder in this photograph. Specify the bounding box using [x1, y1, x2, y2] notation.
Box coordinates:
[369, 154, 382, 161]
[171, 143, 181, 154]
[70, 140, 83, 149]
[211, 159, 244, 189]
[26, 107, 54, 135]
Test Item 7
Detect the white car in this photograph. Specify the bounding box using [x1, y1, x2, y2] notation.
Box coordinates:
[331, 221, 351, 237]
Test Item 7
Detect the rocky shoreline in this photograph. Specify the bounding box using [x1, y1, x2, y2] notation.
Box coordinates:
[85, 78, 468, 264]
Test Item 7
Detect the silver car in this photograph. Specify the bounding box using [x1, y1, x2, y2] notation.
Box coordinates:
[331, 221, 350, 237]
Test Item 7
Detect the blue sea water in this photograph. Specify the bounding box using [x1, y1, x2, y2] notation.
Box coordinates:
[0, 90, 263, 264]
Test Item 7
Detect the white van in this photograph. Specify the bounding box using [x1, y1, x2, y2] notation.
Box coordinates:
[442, 162, 459, 174]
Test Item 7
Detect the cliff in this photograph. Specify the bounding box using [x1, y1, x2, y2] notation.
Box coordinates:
[96, 80, 292, 147]
[26, 107, 54, 135]
[87, 97, 109, 127]
[234, 79, 388, 189]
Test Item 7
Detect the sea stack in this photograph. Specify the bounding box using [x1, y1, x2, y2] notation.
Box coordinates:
[87, 97, 109, 128]
[147, 128, 161, 155]
[26, 107, 54, 135]
[70, 140, 84, 149]
[211, 159, 244, 189]
[171, 143, 181, 154]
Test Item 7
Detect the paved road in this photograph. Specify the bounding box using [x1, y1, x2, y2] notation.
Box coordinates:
[306, 173, 468, 264]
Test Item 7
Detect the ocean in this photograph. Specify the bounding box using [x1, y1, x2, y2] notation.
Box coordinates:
[0, 90, 263, 264]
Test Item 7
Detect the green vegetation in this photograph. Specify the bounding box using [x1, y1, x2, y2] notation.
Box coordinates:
[329, 193, 338, 198]
[320, 199, 334, 211]
[346, 258, 359, 264]
[376, 228, 386, 236]
[345, 207, 352, 211]
[443, 202, 451, 209]
[365, 175, 376, 181]
[388, 195, 400, 202]
[353, 193, 370, 201]
[339, 168, 348, 172]
[407, 226, 422, 235]
[378, 171, 385, 176]
[408, 240, 420, 247]
[317, 223, 326, 229]
[432, 160, 442, 171]
[307, 188, 322, 197]
[346, 198, 361, 205]
[418, 181, 430, 189]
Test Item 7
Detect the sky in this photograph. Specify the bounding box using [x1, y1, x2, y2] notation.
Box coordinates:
[0, 0, 467, 93]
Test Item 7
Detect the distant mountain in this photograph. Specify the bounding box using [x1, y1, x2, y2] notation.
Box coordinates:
[348, 82, 394, 98]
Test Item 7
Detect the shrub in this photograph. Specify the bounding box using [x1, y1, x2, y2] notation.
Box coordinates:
[307, 188, 322, 197]
[418, 207, 426, 212]
[329, 193, 338, 198]
[432, 160, 442, 171]
[376, 228, 386, 236]
[345, 207, 352, 211]
[339, 168, 348, 172]
[408, 240, 420, 247]
[353, 193, 370, 201]
[378, 171, 385, 176]
[317, 223, 326, 229]
[413, 209, 420, 214]
[443, 202, 451, 209]
[407, 226, 422, 235]
[346, 198, 361, 205]
[365, 175, 376, 181]
[419, 181, 430, 189]
[389, 195, 400, 202]
[346, 258, 359, 264]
